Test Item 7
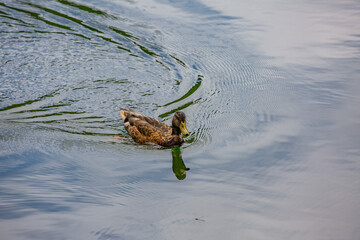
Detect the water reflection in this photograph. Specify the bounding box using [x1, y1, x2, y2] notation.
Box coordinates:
[1, 0, 359, 239]
[171, 147, 190, 180]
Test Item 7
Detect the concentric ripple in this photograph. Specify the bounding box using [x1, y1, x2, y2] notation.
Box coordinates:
[0, 0, 289, 151]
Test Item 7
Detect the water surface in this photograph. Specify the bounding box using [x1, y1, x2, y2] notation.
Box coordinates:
[1, 0, 359, 239]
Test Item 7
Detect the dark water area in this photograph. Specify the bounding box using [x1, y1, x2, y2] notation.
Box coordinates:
[1, 0, 359, 239]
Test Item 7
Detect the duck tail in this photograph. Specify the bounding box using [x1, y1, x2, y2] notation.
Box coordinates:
[120, 107, 142, 122]
[120, 110, 126, 121]
[120, 107, 130, 121]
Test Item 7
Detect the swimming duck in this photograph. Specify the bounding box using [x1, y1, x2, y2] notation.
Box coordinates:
[120, 108, 189, 147]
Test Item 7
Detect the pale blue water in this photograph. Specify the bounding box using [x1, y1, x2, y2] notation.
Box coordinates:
[1, 0, 359, 239]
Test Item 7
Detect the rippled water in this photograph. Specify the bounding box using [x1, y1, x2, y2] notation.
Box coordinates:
[1, 0, 359, 239]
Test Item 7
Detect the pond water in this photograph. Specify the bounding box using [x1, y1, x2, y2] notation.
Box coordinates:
[1, 0, 359, 239]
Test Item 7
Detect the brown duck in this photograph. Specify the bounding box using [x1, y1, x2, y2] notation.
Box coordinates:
[120, 108, 190, 147]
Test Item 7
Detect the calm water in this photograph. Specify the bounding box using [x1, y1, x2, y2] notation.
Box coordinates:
[1, 0, 359, 239]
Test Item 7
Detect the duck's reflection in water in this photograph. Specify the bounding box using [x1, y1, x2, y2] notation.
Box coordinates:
[171, 147, 190, 180]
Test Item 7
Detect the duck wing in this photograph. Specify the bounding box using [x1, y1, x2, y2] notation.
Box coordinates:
[121, 108, 171, 133]
[120, 108, 172, 144]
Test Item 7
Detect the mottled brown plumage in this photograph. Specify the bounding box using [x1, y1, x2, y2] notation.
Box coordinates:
[120, 108, 189, 147]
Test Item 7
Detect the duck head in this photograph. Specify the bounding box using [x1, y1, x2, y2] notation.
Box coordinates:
[172, 111, 190, 137]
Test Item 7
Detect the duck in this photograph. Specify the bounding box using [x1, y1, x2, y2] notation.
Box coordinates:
[120, 108, 190, 147]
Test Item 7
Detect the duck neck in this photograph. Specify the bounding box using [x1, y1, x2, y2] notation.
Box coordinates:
[171, 126, 181, 136]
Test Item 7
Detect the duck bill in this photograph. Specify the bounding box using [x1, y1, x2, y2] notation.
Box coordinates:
[180, 122, 190, 136]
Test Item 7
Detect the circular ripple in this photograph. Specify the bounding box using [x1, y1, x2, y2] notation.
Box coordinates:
[0, 0, 290, 151]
